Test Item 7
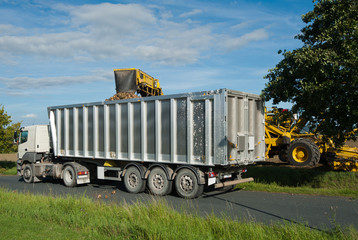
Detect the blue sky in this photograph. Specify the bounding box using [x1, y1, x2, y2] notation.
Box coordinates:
[0, 0, 314, 126]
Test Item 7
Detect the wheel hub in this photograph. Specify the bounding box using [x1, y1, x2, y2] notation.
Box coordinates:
[65, 171, 73, 182]
[293, 146, 308, 162]
[24, 169, 31, 179]
[180, 175, 193, 192]
[152, 174, 164, 189]
[128, 173, 138, 188]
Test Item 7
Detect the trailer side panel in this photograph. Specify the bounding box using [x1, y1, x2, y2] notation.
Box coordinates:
[48, 89, 265, 167]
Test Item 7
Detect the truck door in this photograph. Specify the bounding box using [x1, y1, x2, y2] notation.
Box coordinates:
[18, 129, 35, 159]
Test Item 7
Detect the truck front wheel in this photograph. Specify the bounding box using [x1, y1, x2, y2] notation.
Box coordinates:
[175, 169, 203, 199]
[23, 164, 34, 183]
[63, 165, 77, 187]
[124, 166, 146, 193]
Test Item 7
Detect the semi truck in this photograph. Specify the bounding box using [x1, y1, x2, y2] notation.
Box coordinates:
[15, 88, 265, 198]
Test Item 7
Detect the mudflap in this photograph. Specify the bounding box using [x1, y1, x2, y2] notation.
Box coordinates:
[16, 160, 22, 176]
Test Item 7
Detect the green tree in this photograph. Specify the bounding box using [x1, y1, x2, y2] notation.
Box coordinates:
[263, 0, 358, 145]
[0, 105, 21, 153]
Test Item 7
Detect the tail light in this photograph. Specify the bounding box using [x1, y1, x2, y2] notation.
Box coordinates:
[77, 171, 88, 176]
[208, 172, 218, 178]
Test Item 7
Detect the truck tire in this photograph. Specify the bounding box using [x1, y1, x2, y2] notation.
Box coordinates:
[63, 165, 77, 187]
[124, 166, 146, 194]
[287, 138, 320, 166]
[23, 164, 34, 183]
[147, 167, 172, 196]
[175, 169, 204, 199]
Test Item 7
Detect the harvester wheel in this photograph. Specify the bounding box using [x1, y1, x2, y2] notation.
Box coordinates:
[287, 138, 320, 166]
[308, 140, 321, 165]
[279, 147, 288, 162]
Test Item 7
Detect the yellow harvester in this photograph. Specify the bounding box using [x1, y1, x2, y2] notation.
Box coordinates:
[265, 107, 358, 171]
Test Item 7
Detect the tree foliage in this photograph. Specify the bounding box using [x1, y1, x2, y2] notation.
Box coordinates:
[263, 0, 358, 145]
[0, 105, 21, 153]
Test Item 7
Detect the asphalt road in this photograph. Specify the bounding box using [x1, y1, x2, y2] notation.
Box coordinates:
[1, 175, 357, 231]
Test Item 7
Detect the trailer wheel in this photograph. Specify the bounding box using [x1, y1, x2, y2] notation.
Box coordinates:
[23, 164, 34, 183]
[124, 166, 146, 194]
[175, 169, 203, 199]
[63, 165, 77, 187]
[287, 138, 320, 166]
[147, 167, 171, 196]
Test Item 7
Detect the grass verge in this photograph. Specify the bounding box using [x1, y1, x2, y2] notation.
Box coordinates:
[0, 161, 17, 175]
[0, 188, 357, 239]
[240, 165, 358, 198]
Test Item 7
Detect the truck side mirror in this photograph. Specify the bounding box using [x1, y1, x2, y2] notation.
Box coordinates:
[13, 131, 18, 144]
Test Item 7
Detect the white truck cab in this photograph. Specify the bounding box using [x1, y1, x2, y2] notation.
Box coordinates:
[16, 124, 90, 185]
[18, 125, 50, 161]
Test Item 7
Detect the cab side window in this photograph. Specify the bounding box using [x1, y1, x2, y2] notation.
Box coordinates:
[20, 131, 28, 144]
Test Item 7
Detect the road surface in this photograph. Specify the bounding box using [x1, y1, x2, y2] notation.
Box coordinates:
[1, 175, 357, 231]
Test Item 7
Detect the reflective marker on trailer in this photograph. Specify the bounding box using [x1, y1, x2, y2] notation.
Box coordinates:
[208, 172, 217, 186]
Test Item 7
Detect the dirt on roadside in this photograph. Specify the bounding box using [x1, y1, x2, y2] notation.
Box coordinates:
[0, 154, 17, 162]
[344, 140, 358, 148]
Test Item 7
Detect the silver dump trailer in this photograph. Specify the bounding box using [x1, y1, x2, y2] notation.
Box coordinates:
[16, 89, 265, 198]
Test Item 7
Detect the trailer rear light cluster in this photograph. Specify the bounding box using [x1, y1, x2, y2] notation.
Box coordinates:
[242, 169, 247, 173]
[208, 172, 218, 178]
[77, 171, 89, 176]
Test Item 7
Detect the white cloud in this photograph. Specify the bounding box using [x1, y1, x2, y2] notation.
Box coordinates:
[231, 21, 253, 30]
[1, 89, 25, 96]
[0, 69, 113, 89]
[223, 29, 269, 51]
[0, 3, 271, 68]
[22, 114, 37, 118]
[68, 3, 156, 31]
[179, 9, 203, 18]
[0, 3, 214, 65]
[0, 24, 25, 35]
[0, 52, 17, 65]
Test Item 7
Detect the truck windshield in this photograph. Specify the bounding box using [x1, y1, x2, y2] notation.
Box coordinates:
[20, 131, 28, 144]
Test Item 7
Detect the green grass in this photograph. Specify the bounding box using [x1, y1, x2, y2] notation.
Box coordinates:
[0, 188, 356, 240]
[240, 165, 358, 198]
[0, 161, 17, 175]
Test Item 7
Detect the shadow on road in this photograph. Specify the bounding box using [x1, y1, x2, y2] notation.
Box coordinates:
[202, 189, 329, 233]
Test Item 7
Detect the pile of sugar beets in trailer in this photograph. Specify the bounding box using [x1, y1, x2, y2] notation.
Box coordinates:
[15, 69, 265, 198]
